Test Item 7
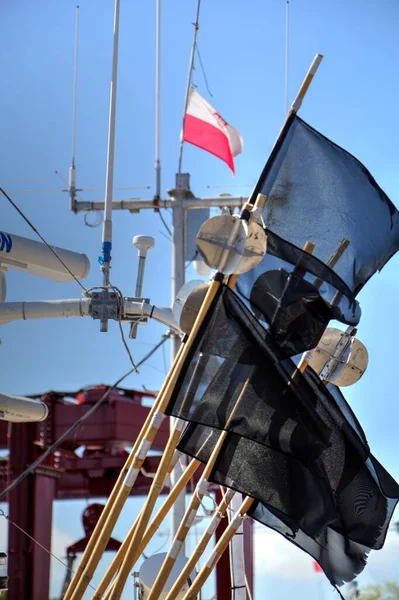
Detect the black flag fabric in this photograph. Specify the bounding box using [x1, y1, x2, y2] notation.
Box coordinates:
[165, 285, 399, 586]
[178, 421, 399, 586]
[236, 230, 361, 356]
[166, 285, 333, 452]
[235, 116, 399, 355]
[251, 116, 399, 295]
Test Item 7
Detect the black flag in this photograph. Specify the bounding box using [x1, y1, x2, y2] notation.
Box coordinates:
[236, 116, 399, 354]
[166, 286, 399, 586]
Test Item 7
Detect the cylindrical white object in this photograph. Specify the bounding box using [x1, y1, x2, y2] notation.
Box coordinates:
[0, 393, 48, 423]
[0, 299, 91, 324]
[0, 231, 90, 282]
[229, 493, 246, 600]
[139, 553, 196, 600]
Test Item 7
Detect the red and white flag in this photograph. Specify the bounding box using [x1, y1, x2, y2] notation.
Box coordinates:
[313, 561, 323, 573]
[183, 87, 243, 174]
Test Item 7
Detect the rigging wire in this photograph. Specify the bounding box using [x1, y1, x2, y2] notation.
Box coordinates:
[0, 508, 97, 593]
[0, 334, 169, 502]
[195, 43, 213, 97]
[178, 0, 202, 173]
[0, 187, 87, 294]
[158, 207, 172, 238]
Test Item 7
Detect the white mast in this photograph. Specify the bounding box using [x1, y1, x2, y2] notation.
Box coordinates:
[100, 0, 121, 332]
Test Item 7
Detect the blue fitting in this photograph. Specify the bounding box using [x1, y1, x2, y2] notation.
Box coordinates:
[98, 241, 112, 265]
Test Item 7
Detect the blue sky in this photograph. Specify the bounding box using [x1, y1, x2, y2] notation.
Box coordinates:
[1, 0, 399, 598]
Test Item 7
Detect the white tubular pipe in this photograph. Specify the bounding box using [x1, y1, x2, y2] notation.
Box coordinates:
[0, 231, 90, 282]
[0, 299, 91, 324]
[0, 393, 48, 423]
[73, 196, 247, 213]
[229, 493, 246, 600]
[123, 300, 182, 333]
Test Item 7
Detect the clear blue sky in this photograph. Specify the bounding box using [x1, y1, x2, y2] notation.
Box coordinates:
[1, 0, 399, 598]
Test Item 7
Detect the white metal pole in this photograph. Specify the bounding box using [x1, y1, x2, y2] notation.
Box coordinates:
[170, 193, 186, 545]
[177, 0, 202, 174]
[100, 0, 121, 331]
[155, 0, 161, 198]
[68, 5, 80, 210]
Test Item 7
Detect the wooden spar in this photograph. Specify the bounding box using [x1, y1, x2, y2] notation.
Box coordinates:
[104, 194, 268, 600]
[93, 458, 200, 600]
[296, 238, 350, 375]
[180, 497, 255, 600]
[164, 489, 236, 600]
[146, 369, 256, 600]
[64, 341, 186, 600]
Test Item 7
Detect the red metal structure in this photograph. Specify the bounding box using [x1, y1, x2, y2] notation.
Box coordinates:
[0, 385, 253, 600]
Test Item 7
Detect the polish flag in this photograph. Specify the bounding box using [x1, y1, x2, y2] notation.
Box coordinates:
[313, 561, 323, 573]
[183, 88, 243, 174]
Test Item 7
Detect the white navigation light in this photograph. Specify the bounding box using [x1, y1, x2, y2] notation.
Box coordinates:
[0, 393, 48, 423]
[0, 231, 90, 282]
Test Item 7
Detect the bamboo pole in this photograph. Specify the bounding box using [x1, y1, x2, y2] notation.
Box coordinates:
[146, 370, 255, 600]
[64, 342, 186, 600]
[98, 280, 222, 600]
[180, 496, 255, 600]
[164, 489, 236, 600]
[94, 458, 200, 600]
[105, 195, 267, 600]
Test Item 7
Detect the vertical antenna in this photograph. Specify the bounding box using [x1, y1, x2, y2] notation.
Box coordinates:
[100, 0, 120, 332]
[285, 0, 290, 113]
[155, 0, 161, 198]
[177, 0, 202, 174]
[69, 5, 80, 211]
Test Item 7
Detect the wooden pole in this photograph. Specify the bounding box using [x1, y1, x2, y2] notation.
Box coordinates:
[93, 459, 200, 600]
[180, 497, 255, 600]
[146, 369, 255, 600]
[164, 489, 236, 600]
[64, 341, 186, 600]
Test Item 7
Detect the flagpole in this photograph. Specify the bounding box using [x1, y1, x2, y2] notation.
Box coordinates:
[177, 0, 202, 174]
[99, 0, 120, 332]
[248, 53, 323, 205]
[285, 0, 290, 113]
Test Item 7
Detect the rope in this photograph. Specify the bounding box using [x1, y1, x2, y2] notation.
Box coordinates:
[0, 187, 88, 293]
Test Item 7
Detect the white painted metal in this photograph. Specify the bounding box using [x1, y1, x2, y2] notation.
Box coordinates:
[172, 280, 209, 334]
[306, 327, 369, 387]
[73, 195, 247, 213]
[0, 232, 90, 282]
[0, 393, 48, 423]
[170, 183, 186, 545]
[155, 0, 161, 198]
[0, 299, 91, 324]
[229, 493, 246, 600]
[100, 0, 121, 331]
[139, 553, 196, 599]
[133, 235, 155, 297]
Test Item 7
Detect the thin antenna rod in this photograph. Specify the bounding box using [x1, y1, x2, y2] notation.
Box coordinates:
[177, 0, 202, 174]
[285, 0, 290, 113]
[100, 0, 121, 332]
[68, 6, 80, 211]
[71, 5, 80, 165]
[155, 0, 161, 198]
